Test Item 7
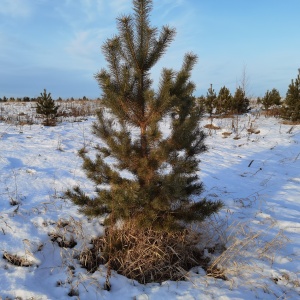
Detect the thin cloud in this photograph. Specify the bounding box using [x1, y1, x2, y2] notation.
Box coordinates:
[64, 28, 111, 72]
[66, 30, 99, 58]
[57, 0, 107, 29]
[0, 0, 32, 18]
[154, 0, 185, 20]
[79, 0, 106, 23]
[109, 0, 131, 15]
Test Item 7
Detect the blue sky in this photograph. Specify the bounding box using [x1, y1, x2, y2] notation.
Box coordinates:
[0, 0, 299, 99]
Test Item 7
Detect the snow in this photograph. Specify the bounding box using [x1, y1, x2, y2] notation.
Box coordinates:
[0, 106, 299, 299]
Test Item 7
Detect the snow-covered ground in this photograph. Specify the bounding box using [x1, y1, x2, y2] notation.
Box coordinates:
[0, 107, 299, 299]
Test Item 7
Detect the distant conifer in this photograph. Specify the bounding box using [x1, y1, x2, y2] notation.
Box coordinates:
[216, 86, 233, 115]
[262, 88, 281, 111]
[232, 86, 250, 114]
[283, 70, 300, 121]
[36, 89, 59, 126]
[204, 84, 217, 118]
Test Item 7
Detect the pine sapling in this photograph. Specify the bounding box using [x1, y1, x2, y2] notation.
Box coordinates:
[66, 0, 222, 232]
[36, 89, 59, 126]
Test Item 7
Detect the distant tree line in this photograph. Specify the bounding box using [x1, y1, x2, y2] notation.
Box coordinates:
[0, 95, 100, 102]
[258, 70, 300, 121]
[199, 69, 300, 122]
[198, 85, 250, 117]
[1, 71, 299, 122]
[0, 96, 34, 102]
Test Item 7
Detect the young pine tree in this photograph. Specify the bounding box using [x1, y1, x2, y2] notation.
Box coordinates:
[66, 0, 222, 231]
[36, 89, 59, 126]
[262, 88, 281, 111]
[216, 86, 232, 115]
[283, 70, 300, 121]
[204, 84, 217, 118]
[232, 86, 250, 114]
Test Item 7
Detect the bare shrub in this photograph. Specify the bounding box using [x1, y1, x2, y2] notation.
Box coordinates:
[286, 125, 295, 134]
[9, 197, 20, 206]
[68, 287, 79, 297]
[263, 105, 282, 118]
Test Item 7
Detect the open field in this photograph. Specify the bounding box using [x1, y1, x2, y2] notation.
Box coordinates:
[0, 104, 299, 299]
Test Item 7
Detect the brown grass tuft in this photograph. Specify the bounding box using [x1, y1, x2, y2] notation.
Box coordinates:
[222, 132, 232, 138]
[281, 120, 300, 125]
[247, 128, 260, 134]
[79, 221, 211, 284]
[3, 252, 33, 267]
[48, 219, 78, 248]
[79, 238, 105, 273]
[204, 124, 221, 130]
[49, 232, 77, 248]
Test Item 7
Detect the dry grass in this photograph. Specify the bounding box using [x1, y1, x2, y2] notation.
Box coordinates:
[247, 128, 260, 134]
[48, 218, 79, 249]
[247, 121, 260, 134]
[3, 252, 33, 267]
[189, 209, 295, 296]
[281, 120, 300, 125]
[214, 113, 236, 119]
[46, 209, 297, 298]
[0, 99, 102, 125]
[79, 221, 212, 284]
[262, 106, 282, 118]
[208, 219, 290, 282]
[204, 124, 221, 130]
[222, 132, 232, 138]
[79, 237, 105, 273]
[49, 232, 77, 248]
